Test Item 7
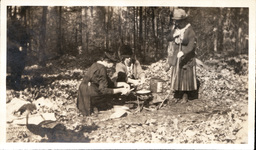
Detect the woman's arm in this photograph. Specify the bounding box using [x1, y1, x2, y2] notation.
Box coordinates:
[98, 67, 116, 94]
[112, 63, 128, 82]
[113, 88, 128, 95]
[166, 29, 176, 42]
[134, 60, 145, 79]
[181, 27, 196, 55]
[98, 67, 130, 95]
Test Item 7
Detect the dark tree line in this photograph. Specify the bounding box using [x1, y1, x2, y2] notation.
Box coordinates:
[7, 6, 248, 68]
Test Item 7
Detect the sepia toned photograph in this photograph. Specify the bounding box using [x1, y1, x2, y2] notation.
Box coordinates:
[1, 0, 255, 149]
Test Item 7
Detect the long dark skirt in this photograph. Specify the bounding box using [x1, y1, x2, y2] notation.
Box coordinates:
[77, 82, 113, 116]
[170, 65, 197, 91]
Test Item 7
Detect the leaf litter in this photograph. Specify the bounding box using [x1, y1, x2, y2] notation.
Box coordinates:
[6, 54, 249, 143]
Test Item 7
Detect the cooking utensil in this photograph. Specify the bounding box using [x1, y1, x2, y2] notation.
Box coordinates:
[136, 89, 151, 95]
[150, 78, 165, 93]
[136, 89, 152, 101]
[135, 89, 153, 113]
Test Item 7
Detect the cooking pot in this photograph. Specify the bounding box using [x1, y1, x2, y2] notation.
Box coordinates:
[150, 78, 165, 93]
[136, 89, 152, 101]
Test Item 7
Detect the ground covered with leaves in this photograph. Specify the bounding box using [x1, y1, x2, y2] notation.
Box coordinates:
[6, 54, 248, 144]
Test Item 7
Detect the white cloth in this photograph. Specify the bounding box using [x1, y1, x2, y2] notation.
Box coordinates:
[174, 23, 191, 44]
[12, 113, 56, 125]
[126, 63, 134, 78]
[6, 98, 30, 122]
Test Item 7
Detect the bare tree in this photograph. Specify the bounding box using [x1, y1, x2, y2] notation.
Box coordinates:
[39, 7, 47, 67]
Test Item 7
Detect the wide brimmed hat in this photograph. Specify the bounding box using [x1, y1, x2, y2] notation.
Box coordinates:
[118, 44, 133, 60]
[172, 8, 188, 20]
[104, 51, 118, 62]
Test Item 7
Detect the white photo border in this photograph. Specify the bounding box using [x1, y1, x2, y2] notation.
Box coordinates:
[1, 0, 255, 149]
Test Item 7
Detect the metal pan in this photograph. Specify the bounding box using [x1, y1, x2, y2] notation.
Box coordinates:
[136, 89, 151, 95]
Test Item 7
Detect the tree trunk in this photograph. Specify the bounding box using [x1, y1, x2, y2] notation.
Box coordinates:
[75, 7, 81, 55]
[81, 7, 86, 55]
[39, 7, 47, 67]
[7, 6, 12, 18]
[151, 8, 155, 38]
[119, 7, 123, 43]
[213, 8, 223, 52]
[236, 8, 243, 54]
[22, 7, 28, 57]
[156, 11, 160, 57]
[105, 6, 109, 50]
[213, 28, 217, 52]
[13, 6, 17, 20]
[83, 6, 94, 54]
[87, 7, 93, 54]
[151, 8, 157, 60]
[28, 7, 32, 54]
[134, 7, 136, 55]
[57, 7, 63, 56]
[217, 8, 224, 52]
[160, 13, 164, 57]
[143, 7, 147, 62]
[139, 7, 143, 58]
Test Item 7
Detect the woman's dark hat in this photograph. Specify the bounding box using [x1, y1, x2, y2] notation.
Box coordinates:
[172, 8, 188, 20]
[118, 45, 133, 60]
[104, 51, 118, 62]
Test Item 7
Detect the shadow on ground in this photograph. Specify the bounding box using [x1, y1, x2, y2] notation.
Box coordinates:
[26, 123, 98, 142]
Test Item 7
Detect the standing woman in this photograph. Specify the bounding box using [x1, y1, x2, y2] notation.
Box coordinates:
[167, 8, 197, 103]
[77, 51, 130, 116]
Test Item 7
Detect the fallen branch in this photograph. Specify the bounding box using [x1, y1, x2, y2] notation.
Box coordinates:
[157, 92, 172, 110]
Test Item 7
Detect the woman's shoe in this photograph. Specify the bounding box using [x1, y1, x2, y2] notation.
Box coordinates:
[180, 93, 188, 104]
[91, 107, 99, 117]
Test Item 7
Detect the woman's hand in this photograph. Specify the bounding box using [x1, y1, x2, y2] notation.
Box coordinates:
[132, 80, 140, 86]
[164, 63, 171, 72]
[116, 82, 130, 89]
[140, 77, 146, 84]
[116, 82, 131, 95]
[173, 29, 181, 37]
[127, 78, 141, 86]
[120, 87, 131, 95]
[177, 51, 184, 58]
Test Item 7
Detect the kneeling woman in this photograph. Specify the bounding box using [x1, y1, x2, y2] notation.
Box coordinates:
[77, 52, 130, 116]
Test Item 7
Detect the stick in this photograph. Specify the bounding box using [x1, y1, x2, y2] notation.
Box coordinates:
[158, 37, 182, 110]
[143, 107, 155, 111]
[175, 57, 180, 83]
[157, 91, 172, 110]
[175, 38, 182, 88]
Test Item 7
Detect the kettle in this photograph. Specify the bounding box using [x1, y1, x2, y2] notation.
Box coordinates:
[150, 77, 165, 93]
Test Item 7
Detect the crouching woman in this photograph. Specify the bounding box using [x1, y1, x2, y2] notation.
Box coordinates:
[77, 52, 130, 116]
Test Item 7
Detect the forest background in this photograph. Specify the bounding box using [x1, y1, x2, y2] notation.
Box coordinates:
[6, 6, 248, 69]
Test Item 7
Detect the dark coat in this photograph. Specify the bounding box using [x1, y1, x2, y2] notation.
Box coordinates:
[167, 25, 198, 91]
[77, 63, 115, 116]
[166, 25, 196, 68]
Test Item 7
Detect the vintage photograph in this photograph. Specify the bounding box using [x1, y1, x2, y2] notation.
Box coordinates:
[1, 0, 255, 149]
